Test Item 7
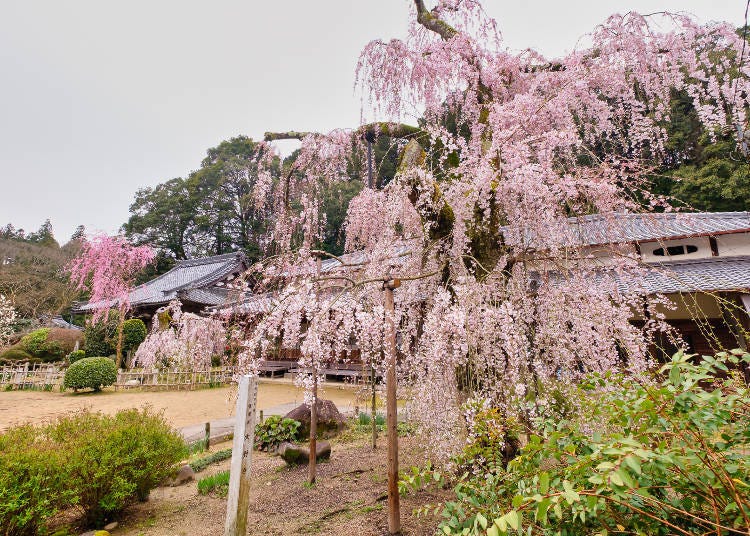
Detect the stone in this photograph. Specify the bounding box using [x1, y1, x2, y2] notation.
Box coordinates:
[79, 531, 109, 536]
[124, 379, 141, 386]
[284, 399, 346, 438]
[278, 440, 331, 465]
[164, 464, 195, 486]
[103, 522, 118, 531]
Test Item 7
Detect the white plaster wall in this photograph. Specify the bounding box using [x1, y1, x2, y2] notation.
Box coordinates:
[716, 232, 750, 257]
[640, 236, 712, 263]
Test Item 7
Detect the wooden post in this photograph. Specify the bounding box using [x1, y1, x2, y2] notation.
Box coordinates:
[309, 374, 318, 484]
[384, 278, 401, 535]
[308, 253, 322, 484]
[224, 375, 258, 536]
[371, 363, 377, 449]
[204, 422, 211, 450]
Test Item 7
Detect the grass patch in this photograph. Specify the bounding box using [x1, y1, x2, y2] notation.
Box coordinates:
[189, 448, 232, 473]
[197, 470, 230, 497]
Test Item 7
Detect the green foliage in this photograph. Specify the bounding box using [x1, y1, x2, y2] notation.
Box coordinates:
[83, 318, 117, 358]
[432, 350, 750, 535]
[121, 319, 147, 354]
[254, 416, 301, 452]
[48, 409, 187, 526]
[18, 328, 66, 362]
[0, 409, 186, 532]
[63, 357, 117, 391]
[0, 424, 76, 536]
[356, 411, 385, 429]
[197, 470, 230, 497]
[0, 346, 34, 362]
[67, 349, 86, 364]
[189, 448, 233, 473]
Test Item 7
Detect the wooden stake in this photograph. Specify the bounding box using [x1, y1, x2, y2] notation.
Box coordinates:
[309, 374, 318, 484]
[371, 364, 377, 449]
[204, 421, 211, 450]
[224, 375, 258, 536]
[384, 278, 401, 535]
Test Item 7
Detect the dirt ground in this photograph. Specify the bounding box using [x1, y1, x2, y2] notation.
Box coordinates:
[115, 433, 448, 536]
[0, 380, 363, 431]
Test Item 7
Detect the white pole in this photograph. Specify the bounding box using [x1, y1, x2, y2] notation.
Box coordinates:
[224, 375, 258, 536]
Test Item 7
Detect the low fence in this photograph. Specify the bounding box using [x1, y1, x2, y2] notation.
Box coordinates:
[0, 363, 63, 390]
[114, 367, 236, 391]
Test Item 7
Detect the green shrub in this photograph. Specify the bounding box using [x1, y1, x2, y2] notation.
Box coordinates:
[63, 357, 117, 391]
[48, 409, 187, 526]
[67, 349, 86, 364]
[0, 346, 34, 362]
[0, 425, 76, 535]
[197, 470, 230, 497]
[0, 409, 185, 532]
[19, 328, 50, 356]
[83, 319, 117, 358]
[189, 448, 233, 473]
[254, 416, 301, 452]
[18, 328, 81, 362]
[429, 350, 750, 536]
[121, 319, 147, 355]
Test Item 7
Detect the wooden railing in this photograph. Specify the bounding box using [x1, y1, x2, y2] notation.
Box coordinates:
[0, 363, 63, 390]
[114, 367, 236, 391]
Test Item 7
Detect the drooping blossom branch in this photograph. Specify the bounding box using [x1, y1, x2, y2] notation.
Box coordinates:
[135, 300, 226, 370]
[68, 233, 155, 366]
[239, 1, 749, 460]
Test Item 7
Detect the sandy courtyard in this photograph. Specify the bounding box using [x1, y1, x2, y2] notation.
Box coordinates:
[0, 380, 362, 431]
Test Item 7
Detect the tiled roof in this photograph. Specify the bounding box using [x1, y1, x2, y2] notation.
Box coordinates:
[75, 252, 247, 312]
[565, 212, 750, 246]
[617, 256, 750, 294]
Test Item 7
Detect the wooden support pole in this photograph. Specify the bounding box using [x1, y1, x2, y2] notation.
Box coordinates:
[224, 375, 258, 536]
[309, 374, 318, 484]
[371, 363, 378, 449]
[205, 421, 211, 450]
[384, 278, 401, 535]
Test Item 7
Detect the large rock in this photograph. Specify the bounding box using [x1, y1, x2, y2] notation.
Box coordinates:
[164, 464, 195, 486]
[284, 399, 346, 438]
[278, 440, 331, 465]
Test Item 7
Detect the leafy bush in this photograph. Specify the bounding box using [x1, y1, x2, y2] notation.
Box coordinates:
[0, 409, 186, 532]
[121, 319, 147, 355]
[190, 448, 233, 473]
[19, 328, 82, 362]
[83, 319, 117, 358]
[197, 470, 230, 497]
[0, 346, 34, 362]
[429, 350, 750, 535]
[254, 416, 301, 451]
[49, 409, 187, 526]
[67, 349, 86, 364]
[0, 425, 76, 535]
[19, 328, 50, 356]
[63, 357, 117, 391]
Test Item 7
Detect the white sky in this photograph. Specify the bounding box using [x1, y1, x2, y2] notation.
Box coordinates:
[0, 0, 744, 242]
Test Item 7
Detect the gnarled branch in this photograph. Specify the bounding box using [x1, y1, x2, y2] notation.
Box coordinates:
[264, 131, 310, 141]
[413, 0, 457, 41]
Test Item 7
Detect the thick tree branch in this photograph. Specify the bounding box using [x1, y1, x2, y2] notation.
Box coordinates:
[264, 131, 310, 141]
[413, 0, 457, 41]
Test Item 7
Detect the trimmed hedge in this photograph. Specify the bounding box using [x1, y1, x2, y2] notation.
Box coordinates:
[19, 328, 83, 362]
[67, 349, 86, 364]
[0, 409, 187, 532]
[121, 319, 147, 355]
[63, 357, 117, 392]
[0, 346, 34, 362]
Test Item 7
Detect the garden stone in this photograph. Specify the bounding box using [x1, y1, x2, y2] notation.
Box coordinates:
[79, 531, 109, 536]
[278, 440, 331, 465]
[124, 379, 141, 386]
[103, 522, 118, 531]
[164, 464, 195, 486]
[284, 399, 346, 438]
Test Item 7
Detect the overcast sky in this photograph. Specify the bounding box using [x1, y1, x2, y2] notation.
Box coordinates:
[0, 1, 744, 243]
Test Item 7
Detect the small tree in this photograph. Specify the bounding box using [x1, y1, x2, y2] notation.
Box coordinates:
[68, 234, 154, 367]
